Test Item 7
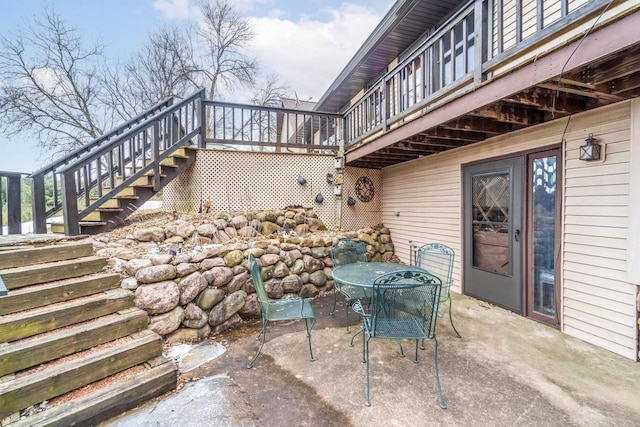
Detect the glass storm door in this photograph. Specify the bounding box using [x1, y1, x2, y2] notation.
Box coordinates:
[527, 150, 560, 326]
[463, 157, 523, 313]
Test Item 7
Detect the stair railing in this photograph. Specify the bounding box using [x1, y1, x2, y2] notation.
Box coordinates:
[0, 171, 26, 235]
[56, 89, 205, 235]
[30, 96, 176, 233]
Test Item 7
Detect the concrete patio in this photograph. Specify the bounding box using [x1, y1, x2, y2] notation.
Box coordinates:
[106, 292, 640, 426]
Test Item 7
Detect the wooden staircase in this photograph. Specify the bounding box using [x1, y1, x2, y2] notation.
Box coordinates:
[49, 147, 196, 235]
[0, 241, 177, 426]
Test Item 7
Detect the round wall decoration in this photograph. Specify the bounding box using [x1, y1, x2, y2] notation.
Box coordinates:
[355, 176, 374, 202]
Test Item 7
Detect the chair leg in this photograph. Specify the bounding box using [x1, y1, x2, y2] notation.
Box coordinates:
[305, 317, 316, 362]
[448, 297, 461, 338]
[364, 335, 371, 406]
[330, 290, 337, 316]
[246, 318, 268, 369]
[349, 327, 363, 347]
[413, 339, 419, 364]
[345, 298, 351, 333]
[433, 337, 447, 409]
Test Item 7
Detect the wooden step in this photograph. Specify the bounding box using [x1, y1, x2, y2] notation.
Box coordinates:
[0, 329, 163, 419]
[81, 208, 123, 222]
[0, 307, 148, 376]
[0, 256, 106, 290]
[0, 242, 93, 270]
[0, 288, 134, 343]
[0, 273, 121, 315]
[49, 221, 108, 234]
[11, 358, 177, 427]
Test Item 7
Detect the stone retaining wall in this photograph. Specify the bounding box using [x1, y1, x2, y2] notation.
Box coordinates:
[92, 208, 395, 344]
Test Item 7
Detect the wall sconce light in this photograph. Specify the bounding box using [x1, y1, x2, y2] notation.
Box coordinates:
[394, 211, 400, 216]
[334, 157, 344, 170]
[315, 193, 324, 203]
[347, 196, 356, 206]
[297, 175, 307, 185]
[579, 133, 601, 161]
[326, 173, 334, 185]
[334, 184, 342, 196]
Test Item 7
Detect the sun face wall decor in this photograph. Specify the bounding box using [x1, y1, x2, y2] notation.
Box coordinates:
[355, 176, 375, 202]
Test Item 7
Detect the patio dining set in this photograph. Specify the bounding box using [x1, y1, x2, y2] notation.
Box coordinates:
[244, 240, 459, 410]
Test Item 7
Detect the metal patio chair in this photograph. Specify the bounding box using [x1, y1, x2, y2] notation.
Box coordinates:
[246, 254, 316, 369]
[351, 270, 446, 408]
[330, 238, 368, 332]
[416, 243, 461, 338]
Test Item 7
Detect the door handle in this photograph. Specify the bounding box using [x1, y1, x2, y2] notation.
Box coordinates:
[514, 229, 521, 242]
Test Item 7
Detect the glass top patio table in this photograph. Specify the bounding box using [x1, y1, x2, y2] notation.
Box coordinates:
[331, 262, 430, 289]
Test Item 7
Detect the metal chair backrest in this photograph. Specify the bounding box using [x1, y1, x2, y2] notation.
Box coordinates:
[416, 243, 454, 287]
[370, 270, 442, 338]
[247, 254, 269, 303]
[331, 239, 367, 267]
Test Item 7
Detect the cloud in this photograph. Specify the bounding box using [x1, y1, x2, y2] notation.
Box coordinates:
[153, 0, 199, 20]
[247, 3, 382, 103]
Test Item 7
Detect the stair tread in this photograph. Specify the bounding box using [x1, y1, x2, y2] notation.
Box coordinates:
[0, 242, 94, 270]
[0, 288, 134, 343]
[0, 273, 121, 315]
[0, 330, 163, 419]
[10, 359, 177, 427]
[0, 308, 148, 377]
[0, 256, 107, 290]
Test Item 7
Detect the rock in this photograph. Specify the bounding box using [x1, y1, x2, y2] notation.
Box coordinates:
[121, 277, 138, 290]
[260, 253, 279, 266]
[133, 227, 165, 242]
[244, 248, 265, 259]
[148, 306, 184, 336]
[172, 253, 193, 265]
[165, 236, 184, 244]
[134, 281, 180, 314]
[380, 234, 391, 244]
[197, 223, 217, 237]
[182, 304, 208, 329]
[211, 313, 243, 335]
[261, 221, 281, 236]
[223, 250, 244, 267]
[307, 218, 324, 232]
[290, 259, 305, 274]
[237, 293, 261, 319]
[200, 257, 225, 270]
[96, 248, 118, 259]
[164, 220, 195, 239]
[114, 248, 138, 260]
[280, 243, 298, 251]
[151, 254, 174, 266]
[192, 246, 222, 262]
[225, 227, 238, 239]
[223, 271, 251, 293]
[257, 211, 278, 223]
[310, 246, 329, 258]
[107, 258, 127, 274]
[294, 224, 309, 235]
[125, 258, 153, 276]
[265, 279, 284, 299]
[264, 245, 280, 254]
[204, 267, 234, 287]
[238, 226, 259, 238]
[208, 291, 247, 326]
[229, 215, 248, 229]
[282, 275, 302, 293]
[293, 213, 306, 224]
[309, 270, 327, 288]
[271, 261, 290, 278]
[300, 283, 320, 298]
[196, 287, 225, 310]
[178, 272, 208, 305]
[165, 324, 211, 345]
[136, 264, 177, 284]
[303, 254, 325, 273]
[176, 262, 198, 277]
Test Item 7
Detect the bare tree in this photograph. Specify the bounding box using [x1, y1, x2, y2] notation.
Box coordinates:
[194, 0, 259, 99]
[0, 9, 107, 158]
[101, 26, 197, 123]
[251, 74, 291, 106]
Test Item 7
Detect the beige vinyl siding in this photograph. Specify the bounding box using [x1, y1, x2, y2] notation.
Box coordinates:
[521, 0, 538, 40]
[568, 0, 589, 13]
[381, 101, 636, 359]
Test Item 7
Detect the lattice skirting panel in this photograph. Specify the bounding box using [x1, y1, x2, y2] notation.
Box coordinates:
[340, 166, 382, 230]
[164, 149, 345, 229]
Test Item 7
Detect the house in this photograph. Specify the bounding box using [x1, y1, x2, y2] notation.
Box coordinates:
[304, 0, 640, 360]
[24, 0, 640, 361]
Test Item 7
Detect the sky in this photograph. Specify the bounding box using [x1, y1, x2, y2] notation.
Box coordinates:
[0, 0, 394, 173]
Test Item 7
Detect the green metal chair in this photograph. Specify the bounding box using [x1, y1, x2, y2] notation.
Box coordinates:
[416, 243, 461, 338]
[246, 254, 316, 369]
[352, 270, 446, 408]
[330, 239, 368, 332]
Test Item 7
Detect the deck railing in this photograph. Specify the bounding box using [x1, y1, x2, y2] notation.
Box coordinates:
[203, 100, 342, 152]
[30, 96, 176, 233]
[344, 0, 612, 148]
[0, 171, 26, 235]
[56, 90, 205, 235]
